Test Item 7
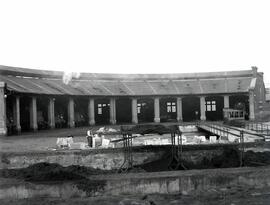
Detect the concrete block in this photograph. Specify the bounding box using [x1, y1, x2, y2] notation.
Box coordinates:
[210, 136, 217, 143]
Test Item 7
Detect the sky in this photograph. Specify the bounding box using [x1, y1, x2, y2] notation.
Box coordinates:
[0, 0, 270, 86]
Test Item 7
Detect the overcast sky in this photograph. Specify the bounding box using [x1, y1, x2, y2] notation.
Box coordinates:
[0, 0, 269, 85]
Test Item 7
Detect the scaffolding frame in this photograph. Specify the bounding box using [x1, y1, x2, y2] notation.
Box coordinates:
[169, 128, 187, 170]
[118, 133, 133, 173]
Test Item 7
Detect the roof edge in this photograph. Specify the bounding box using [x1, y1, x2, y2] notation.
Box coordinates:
[0, 65, 254, 80]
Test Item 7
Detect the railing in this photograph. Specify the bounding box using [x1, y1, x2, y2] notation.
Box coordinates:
[244, 122, 270, 136]
[197, 122, 263, 167]
[223, 108, 245, 120]
[198, 121, 266, 141]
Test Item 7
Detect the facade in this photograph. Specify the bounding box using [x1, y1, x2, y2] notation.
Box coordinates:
[0, 65, 266, 136]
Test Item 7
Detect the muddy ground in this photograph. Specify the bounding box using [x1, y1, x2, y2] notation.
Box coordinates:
[1, 148, 270, 204]
[2, 186, 270, 205]
[140, 147, 270, 171]
[1, 148, 270, 182]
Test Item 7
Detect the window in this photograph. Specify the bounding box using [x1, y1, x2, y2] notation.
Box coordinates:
[98, 103, 109, 115]
[205, 101, 216, 111]
[137, 103, 146, 114]
[137, 103, 142, 114]
[167, 102, 176, 113]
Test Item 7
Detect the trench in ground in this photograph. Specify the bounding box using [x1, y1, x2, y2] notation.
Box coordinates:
[1, 128, 270, 195]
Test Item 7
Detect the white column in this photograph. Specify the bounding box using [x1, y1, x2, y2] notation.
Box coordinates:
[176, 97, 183, 121]
[68, 98, 75, 128]
[88, 98, 95, 125]
[224, 95, 230, 108]
[30, 96, 38, 131]
[154, 97, 160, 123]
[200, 96, 206, 121]
[48, 98, 55, 129]
[14, 96, 21, 133]
[249, 92, 255, 120]
[110, 98, 116, 124]
[131, 98, 138, 124]
[0, 82, 7, 135]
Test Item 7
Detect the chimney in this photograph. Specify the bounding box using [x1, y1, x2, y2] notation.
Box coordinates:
[251, 66, 258, 77]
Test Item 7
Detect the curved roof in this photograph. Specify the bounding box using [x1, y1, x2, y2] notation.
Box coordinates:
[0, 65, 255, 96]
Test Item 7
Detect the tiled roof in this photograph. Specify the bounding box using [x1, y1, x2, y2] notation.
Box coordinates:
[0, 65, 255, 96]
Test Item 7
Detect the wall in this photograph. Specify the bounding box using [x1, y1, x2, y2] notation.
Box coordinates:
[0, 145, 231, 170]
[1, 165, 270, 199]
[0, 147, 166, 170]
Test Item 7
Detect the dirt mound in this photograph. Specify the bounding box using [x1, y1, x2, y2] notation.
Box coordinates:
[140, 147, 270, 172]
[140, 147, 243, 171]
[211, 147, 240, 168]
[244, 151, 270, 166]
[0, 162, 113, 182]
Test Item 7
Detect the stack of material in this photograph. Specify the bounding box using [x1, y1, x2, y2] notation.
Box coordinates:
[144, 138, 161, 145]
[174, 135, 187, 144]
[101, 138, 110, 148]
[96, 127, 120, 134]
[69, 142, 88, 150]
[161, 138, 170, 145]
[185, 136, 197, 144]
[56, 137, 74, 148]
[210, 136, 217, 143]
[228, 135, 239, 143]
[199, 136, 206, 142]
[121, 124, 175, 135]
[179, 125, 198, 133]
[220, 135, 229, 141]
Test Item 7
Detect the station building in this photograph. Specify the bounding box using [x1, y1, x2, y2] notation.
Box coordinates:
[0, 65, 266, 135]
